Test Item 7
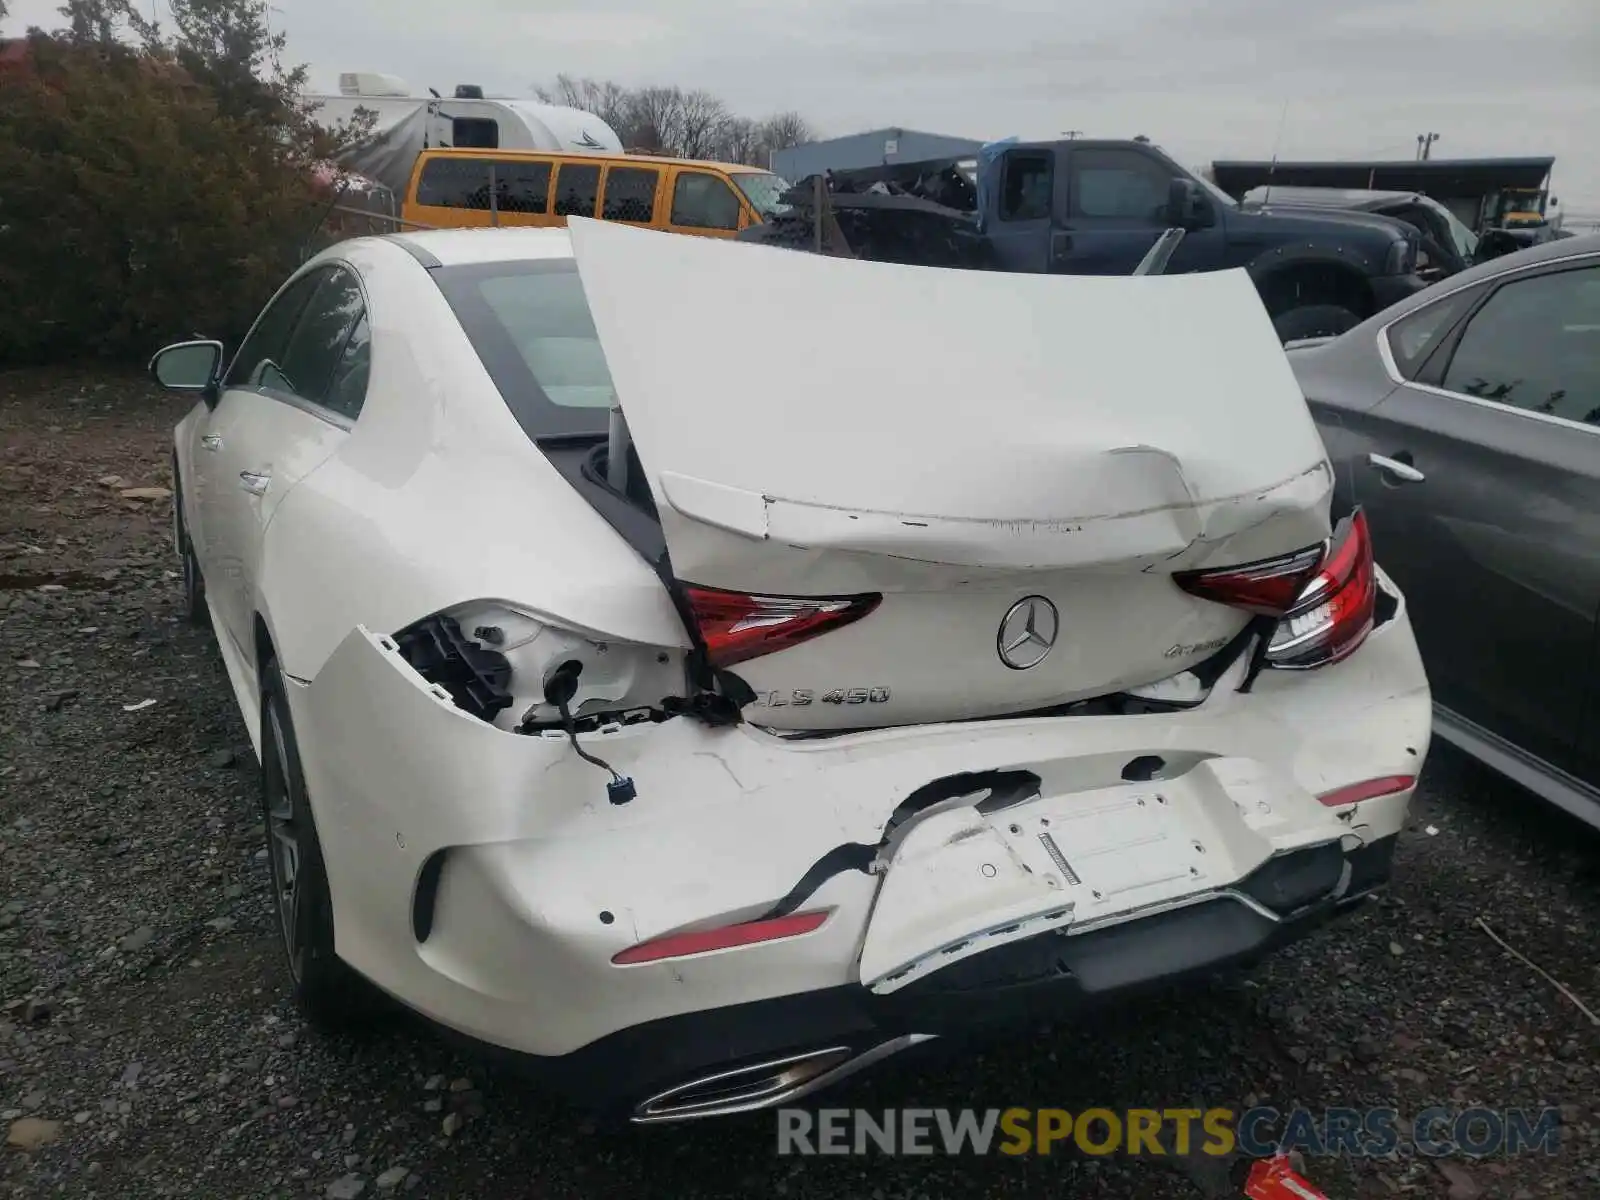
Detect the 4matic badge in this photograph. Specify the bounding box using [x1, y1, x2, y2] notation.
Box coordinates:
[752, 688, 891, 708]
[1165, 635, 1230, 659]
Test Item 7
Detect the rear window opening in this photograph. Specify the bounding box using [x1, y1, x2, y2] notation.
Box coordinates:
[429, 257, 664, 561]
[581, 442, 656, 518]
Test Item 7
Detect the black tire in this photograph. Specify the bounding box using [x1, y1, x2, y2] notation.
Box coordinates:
[259, 657, 380, 1028]
[172, 459, 207, 627]
[1272, 304, 1361, 343]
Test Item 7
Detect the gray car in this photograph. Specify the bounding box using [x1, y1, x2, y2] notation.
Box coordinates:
[1287, 234, 1600, 826]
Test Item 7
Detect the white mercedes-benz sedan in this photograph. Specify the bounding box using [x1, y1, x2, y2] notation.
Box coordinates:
[151, 217, 1431, 1123]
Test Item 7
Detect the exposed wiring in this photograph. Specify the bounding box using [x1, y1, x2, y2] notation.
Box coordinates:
[545, 662, 636, 804]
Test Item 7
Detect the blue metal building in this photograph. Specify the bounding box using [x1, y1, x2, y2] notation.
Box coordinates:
[772, 128, 987, 179]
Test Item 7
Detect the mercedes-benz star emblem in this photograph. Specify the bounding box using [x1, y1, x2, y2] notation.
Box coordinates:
[997, 596, 1059, 671]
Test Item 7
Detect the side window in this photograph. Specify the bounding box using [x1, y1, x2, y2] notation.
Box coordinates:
[670, 171, 740, 230]
[1385, 285, 1483, 380]
[1440, 266, 1600, 425]
[275, 266, 366, 412]
[416, 158, 490, 209]
[999, 151, 1053, 222]
[223, 271, 322, 389]
[323, 315, 372, 420]
[494, 159, 551, 214]
[1069, 149, 1172, 222]
[603, 167, 660, 222]
[452, 117, 499, 149]
[554, 162, 601, 218]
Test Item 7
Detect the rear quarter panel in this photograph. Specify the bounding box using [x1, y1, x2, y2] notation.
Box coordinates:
[253, 238, 686, 684]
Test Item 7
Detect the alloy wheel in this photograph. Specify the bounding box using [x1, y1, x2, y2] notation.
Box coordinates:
[264, 704, 303, 982]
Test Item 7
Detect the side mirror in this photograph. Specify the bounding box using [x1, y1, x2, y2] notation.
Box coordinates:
[149, 340, 223, 406]
[1165, 179, 1212, 231]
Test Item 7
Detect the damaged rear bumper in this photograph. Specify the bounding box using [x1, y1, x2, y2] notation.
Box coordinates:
[286, 591, 1428, 1117]
[457, 833, 1398, 1120]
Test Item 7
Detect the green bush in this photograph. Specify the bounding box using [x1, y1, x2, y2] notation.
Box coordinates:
[0, 2, 356, 366]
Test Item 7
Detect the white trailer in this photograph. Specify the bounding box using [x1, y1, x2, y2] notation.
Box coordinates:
[308, 73, 625, 199]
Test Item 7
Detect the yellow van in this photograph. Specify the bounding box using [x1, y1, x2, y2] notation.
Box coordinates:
[402, 149, 790, 238]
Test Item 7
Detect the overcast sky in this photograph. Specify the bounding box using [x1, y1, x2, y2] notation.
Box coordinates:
[8, 0, 1599, 211]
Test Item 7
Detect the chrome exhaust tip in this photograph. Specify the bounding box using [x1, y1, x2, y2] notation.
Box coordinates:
[630, 1034, 934, 1124]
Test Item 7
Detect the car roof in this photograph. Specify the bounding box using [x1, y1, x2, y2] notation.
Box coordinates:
[1246, 186, 1421, 207]
[414, 147, 771, 174]
[379, 227, 577, 268]
[1442, 231, 1600, 285]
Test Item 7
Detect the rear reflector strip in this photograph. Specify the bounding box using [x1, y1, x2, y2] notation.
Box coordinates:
[611, 910, 831, 965]
[1316, 774, 1416, 808]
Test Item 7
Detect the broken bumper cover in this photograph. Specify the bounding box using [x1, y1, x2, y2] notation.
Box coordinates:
[286, 582, 1428, 1114]
[470, 833, 1399, 1115]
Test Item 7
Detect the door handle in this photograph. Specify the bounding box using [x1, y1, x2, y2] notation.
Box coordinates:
[1368, 452, 1425, 484]
[201, 434, 223, 451]
[238, 470, 270, 496]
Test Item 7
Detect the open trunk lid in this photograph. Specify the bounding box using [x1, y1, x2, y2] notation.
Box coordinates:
[566, 217, 1333, 730]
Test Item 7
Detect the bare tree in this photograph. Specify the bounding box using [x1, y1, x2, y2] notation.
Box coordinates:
[754, 111, 813, 165]
[532, 75, 815, 165]
[625, 85, 686, 154]
[536, 73, 632, 137]
[713, 116, 762, 167]
[675, 88, 730, 160]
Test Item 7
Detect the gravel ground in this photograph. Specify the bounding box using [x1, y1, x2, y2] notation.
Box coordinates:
[3, 368, 1599, 1200]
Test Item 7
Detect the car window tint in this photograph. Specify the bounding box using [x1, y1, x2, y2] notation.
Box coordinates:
[1385, 285, 1482, 380]
[451, 118, 499, 149]
[323, 314, 372, 420]
[1069, 150, 1169, 221]
[416, 157, 490, 208]
[475, 270, 614, 408]
[670, 172, 740, 230]
[493, 160, 551, 214]
[603, 167, 659, 222]
[1441, 266, 1600, 425]
[999, 151, 1052, 221]
[224, 271, 323, 389]
[554, 162, 600, 218]
[276, 266, 365, 411]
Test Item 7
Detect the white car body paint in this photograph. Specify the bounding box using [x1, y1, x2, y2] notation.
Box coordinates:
[567, 217, 1338, 730]
[292, 581, 1426, 1055]
[170, 225, 1431, 1115]
[567, 215, 1333, 578]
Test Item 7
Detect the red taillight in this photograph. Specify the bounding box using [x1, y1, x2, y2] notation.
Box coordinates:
[1173, 509, 1378, 670]
[1173, 545, 1325, 617]
[1264, 509, 1377, 668]
[611, 910, 830, 965]
[1316, 774, 1416, 808]
[683, 584, 881, 669]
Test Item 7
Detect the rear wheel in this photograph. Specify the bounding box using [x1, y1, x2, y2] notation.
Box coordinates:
[259, 657, 379, 1028]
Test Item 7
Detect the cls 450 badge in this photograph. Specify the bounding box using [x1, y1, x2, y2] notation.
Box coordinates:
[752, 687, 891, 707]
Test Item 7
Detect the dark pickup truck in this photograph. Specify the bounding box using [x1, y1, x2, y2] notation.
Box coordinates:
[742, 138, 1432, 342]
